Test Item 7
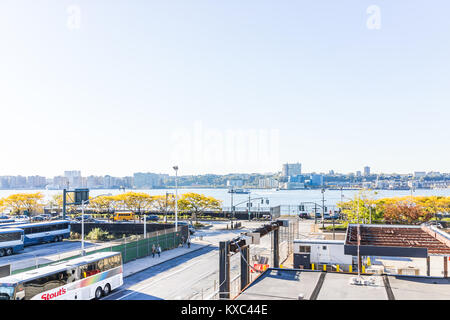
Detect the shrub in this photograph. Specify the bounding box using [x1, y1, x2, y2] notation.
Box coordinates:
[70, 232, 81, 240]
[193, 222, 205, 228]
[85, 228, 111, 241]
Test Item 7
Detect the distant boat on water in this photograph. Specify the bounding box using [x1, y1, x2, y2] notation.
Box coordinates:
[228, 188, 250, 194]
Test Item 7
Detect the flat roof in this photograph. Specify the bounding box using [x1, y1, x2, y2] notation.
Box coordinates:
[236, 268, 450, 300]
[0, 228, 23, 233]
[294, 239, 345, 245]
[235, 269, 321, 300]
[388, 275, 450, 300]
[345, 224, 450, 255]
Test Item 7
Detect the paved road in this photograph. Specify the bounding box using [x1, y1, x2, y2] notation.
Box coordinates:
[0, 240, 101, 271]
[104, 219, 314, 300]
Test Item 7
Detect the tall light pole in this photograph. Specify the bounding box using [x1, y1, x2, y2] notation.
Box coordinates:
[80, 193, 111, 256]
[321, 188, 326, 229]
[165, 192, 173, 223]
[173, 166, 178, 232]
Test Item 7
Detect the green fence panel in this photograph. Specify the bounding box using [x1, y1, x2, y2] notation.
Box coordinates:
[11, 230, 182, 275]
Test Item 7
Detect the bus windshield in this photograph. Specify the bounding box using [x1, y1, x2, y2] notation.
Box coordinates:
[0, 284, 15, 300]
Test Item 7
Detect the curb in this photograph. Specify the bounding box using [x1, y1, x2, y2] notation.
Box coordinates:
[123, 243, 212, 278]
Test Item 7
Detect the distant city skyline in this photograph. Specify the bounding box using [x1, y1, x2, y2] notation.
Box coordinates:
[0, 165, 448, 179]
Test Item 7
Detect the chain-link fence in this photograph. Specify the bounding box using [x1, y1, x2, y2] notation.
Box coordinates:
[9, 227, 184, 275]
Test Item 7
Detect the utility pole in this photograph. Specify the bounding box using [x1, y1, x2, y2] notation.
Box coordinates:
[248, 192, 251, 221]
[165, 192, 168, 222]
[314, 203, 317, 225]
[62, 189, 67, 220]
[321, 188, 325, 229]
[230, 187, 234, 220]
[173, 166, 178, 232]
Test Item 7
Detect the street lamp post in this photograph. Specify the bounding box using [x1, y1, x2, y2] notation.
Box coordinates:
[165, 192, 173, 223]
[321, 188, 326, 229]
[80, 193, 111, 256]
[173, 166, 179, 232]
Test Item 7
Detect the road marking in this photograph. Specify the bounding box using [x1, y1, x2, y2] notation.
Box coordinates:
[113, 258, 207, 300]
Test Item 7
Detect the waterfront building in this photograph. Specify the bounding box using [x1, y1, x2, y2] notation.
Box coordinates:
[258, 178, 278, 189]
[133, 172, 166, 189]
[281, 163, 302, 177]
[226, 179, 244, 187]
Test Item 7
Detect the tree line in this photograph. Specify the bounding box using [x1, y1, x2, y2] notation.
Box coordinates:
[338, 190, 450, 225]
[0, 192, 222, 223]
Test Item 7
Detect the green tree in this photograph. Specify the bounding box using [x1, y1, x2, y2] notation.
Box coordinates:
[4, 192, 45, 216]
[113, 192, 155, 216]
[178, 193, 222, 223]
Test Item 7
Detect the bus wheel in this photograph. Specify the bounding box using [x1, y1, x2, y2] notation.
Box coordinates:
[95, 287, 103, 299]
[103, 284, 111, 296]
[0, 249, 4, 257]
[5, 248, 12, 256]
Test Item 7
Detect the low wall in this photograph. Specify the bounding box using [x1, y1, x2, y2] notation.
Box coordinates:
[70, 222, 188, 239]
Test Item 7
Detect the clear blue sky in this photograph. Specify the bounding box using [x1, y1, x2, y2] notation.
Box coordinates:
[0, 0, 449, 177]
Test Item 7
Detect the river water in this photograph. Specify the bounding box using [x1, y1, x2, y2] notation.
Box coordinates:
[0, 188, 449, 209]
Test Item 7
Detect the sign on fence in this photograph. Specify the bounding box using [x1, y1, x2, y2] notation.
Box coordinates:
[251, 263, 269, 273]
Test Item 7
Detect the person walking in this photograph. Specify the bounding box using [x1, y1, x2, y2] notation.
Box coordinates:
[157, 244, 161, 257]
[152, 244, 156, 258]
[181, 236, 185, 247]
[187, 237, 191, 249]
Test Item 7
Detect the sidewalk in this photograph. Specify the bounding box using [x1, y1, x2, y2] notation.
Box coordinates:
[123, 240, 211, 278]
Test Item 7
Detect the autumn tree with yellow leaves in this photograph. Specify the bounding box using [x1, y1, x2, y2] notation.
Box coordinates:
[3, 192, 45, 216]
[178, 192, 222, 223]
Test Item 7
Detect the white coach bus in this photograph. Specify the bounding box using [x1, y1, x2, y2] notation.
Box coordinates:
[0, 228, 25, 257]
[0, 251, 123, 300]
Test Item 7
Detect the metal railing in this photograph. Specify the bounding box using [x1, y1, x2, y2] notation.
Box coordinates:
[10, 228, 184, 275]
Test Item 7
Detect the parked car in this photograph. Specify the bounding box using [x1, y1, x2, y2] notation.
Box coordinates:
[14, 215, 30, 222]
[426, 221, 444, 229]
[177, 221, 196, 235]
[145, 215, 159, 222]
[31, 216, 44, 222]
[299, 212, 309, 219]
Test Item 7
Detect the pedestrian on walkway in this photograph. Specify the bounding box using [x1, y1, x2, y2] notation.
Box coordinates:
[157, 244, 161, 257]
[181, 236, 185, 247]
[187, 237, 191, 249]
[152, 244, 156, 258]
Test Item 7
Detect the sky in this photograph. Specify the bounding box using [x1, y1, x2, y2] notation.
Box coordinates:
[0, 0, 449, 177]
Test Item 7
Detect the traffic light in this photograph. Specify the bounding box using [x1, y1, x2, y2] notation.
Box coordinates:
[74, 189, 89, 205]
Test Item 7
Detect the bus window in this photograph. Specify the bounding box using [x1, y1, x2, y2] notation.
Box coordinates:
[66, 269, 77, 283]
[23, 271, 68, 299]
[80, 262, 101, 278]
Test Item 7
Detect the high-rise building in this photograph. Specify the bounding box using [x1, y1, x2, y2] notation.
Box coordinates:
[27, 176, 47, 188]
[310, 174, 324, 186]
[414, 171, 426, 178]
[281, 163, 302, 177]
[133, 172, 166, 189]
[226, 180, 244, 187]
[364, 166, 371, 176]
[258, 178, 278, 189]
[64, 170, 82, 188]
